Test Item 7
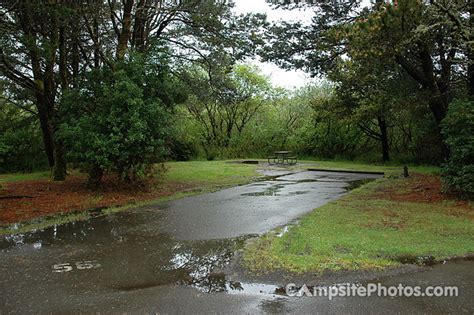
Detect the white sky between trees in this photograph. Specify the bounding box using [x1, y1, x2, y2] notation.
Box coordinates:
[232, 0, 372, 89]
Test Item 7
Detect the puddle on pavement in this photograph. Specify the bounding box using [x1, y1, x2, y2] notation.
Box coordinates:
[225, 281, 285, 295]
[1, 215, 284, 295]
[242, 178, 375, 197]
[241, 184, 285, 196]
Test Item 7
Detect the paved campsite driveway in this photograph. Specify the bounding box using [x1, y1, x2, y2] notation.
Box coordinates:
[1, 170, 472, 314]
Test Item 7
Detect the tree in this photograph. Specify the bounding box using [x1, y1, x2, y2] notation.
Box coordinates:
[259, 0, 472, 158]
[0, 2, 77, 179]
[182, 64, 271, 159]
[0, 0, 267, 179]
[59, 54, 184, 185]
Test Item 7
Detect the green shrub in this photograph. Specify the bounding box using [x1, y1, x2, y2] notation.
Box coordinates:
[0, 121, 48, 173]
[59, 55, 184, 184]
[441, 99, 474, 198]
[168, 138, 196, 161]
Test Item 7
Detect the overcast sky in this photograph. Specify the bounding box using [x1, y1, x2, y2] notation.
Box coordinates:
[232, 0, 372, 89]
[233, 0, 314, 89]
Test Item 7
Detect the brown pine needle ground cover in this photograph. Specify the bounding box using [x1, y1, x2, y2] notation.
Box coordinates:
[0, 175, 193, 224]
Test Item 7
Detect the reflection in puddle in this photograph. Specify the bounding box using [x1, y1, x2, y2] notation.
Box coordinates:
[241, 184, 285, 196]
[241, 177, 375, 197]
[1, 216, 275, 295]
[288, 191, 310, 196]
[225, 282, 284, 295]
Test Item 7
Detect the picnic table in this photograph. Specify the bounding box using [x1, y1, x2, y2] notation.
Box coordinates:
[268, 151, 297, 165]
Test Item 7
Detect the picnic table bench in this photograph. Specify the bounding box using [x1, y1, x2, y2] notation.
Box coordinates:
[268, 151, 297, 165]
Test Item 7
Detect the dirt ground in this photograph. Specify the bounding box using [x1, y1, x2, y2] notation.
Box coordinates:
[0, 175, 194, 224]
[373, 174, 473, 218]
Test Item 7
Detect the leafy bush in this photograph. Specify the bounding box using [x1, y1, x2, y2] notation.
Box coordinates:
[0, 103, 48, 173]
[59, 55, 185, 184]
[167, 138, 196, 161]
[441, 99, 474, 198]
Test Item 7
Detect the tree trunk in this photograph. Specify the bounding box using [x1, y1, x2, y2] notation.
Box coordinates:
[36, 97, 55, 168]
[88, 164, 104, 187]
[377, 116, 390, 162]
[116, 0, 134, 59]
[132, 0, 146, 51]
[428, 94, 449, 159]
[395, 50, 449, 158]
[52, 141, 66, 180]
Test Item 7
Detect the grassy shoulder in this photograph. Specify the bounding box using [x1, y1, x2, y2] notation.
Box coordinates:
[0, 160, 260, 234]
[243, 174, 474, 274]
[298, 159, 439, 176]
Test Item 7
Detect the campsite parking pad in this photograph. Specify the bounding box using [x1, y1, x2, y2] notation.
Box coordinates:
[1, 170, 472, 314]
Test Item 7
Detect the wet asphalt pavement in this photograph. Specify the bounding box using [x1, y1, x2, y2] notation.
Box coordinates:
[1, 170, 473, 314]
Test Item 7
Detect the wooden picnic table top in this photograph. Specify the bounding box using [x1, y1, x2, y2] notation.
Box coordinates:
[274, 151, 292, 155]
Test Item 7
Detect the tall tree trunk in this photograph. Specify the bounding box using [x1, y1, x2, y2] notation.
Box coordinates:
[116, 0, 134, 59]
[47, 12, 66, 180]
[36, 96, 55, 168]
[4, 2, 67, 178]
[428, 93, 449, 159]
[52, 142, 66, 180]
[132, 0, 146, 51]
[377, 116, 390, 162]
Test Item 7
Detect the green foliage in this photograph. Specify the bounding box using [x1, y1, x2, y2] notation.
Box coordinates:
[441, 99, 474, 198]
[180, 63, 272, 159]
[0, 128, 47, 172]
[167, 136, 196, 161]
[0, 99, 48, 173]
[59, 55, 183, 183]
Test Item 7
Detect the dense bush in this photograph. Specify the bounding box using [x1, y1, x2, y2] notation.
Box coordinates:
[167, 138, 196, 161]
[0, 128, 48, 172]
[441, 99, 474, 198]
[59, 55, 184, 184]
[0, 104, 48, 173]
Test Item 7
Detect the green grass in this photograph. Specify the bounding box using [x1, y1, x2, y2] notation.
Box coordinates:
[243, 177, 474, 274]
[0, 171, 50, 184]
[164, 160, 260, 186]
[298, 159, 440, 176]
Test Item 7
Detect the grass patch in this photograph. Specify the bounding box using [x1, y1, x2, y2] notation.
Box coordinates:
[0, 171, 50, 184]
[299, 159, 439, 176]
[243, 176, 474, 274]
[164, 160, 259, 186]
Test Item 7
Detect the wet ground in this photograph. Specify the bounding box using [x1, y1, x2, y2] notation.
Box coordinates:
[1, 170, 472, 314]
